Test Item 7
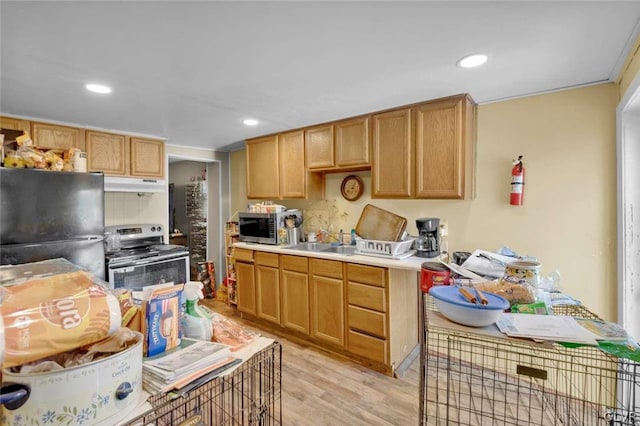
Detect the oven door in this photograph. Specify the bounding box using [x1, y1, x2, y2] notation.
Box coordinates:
[108, 255, 190, 290]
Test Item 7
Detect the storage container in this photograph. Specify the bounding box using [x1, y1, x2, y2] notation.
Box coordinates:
[1, 332, 143, 426]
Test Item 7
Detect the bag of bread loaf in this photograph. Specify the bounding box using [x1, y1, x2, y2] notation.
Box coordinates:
[0, 270, 121, 368]
[473, 279, 536, 305]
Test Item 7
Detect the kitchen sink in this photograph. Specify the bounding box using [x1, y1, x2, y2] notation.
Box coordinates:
[284, 243, 356, 256]
[320, 245, 357, 256]
[285, 242, 333, 252]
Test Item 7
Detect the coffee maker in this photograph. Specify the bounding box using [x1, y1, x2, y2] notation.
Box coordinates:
[415, 218, 440, 258]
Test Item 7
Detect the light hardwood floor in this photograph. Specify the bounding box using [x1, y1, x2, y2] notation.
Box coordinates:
[201, 299, 420, 425]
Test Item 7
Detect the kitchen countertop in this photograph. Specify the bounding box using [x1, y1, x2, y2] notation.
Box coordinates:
[233, 242, 438, 272]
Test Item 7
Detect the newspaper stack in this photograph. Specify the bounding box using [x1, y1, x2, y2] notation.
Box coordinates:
[143, 338, 239, 394]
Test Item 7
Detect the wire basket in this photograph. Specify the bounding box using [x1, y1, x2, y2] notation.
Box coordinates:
[122, 342, 281, 425]
[420, 296, 639, 425]
[355, 237, 415, 257]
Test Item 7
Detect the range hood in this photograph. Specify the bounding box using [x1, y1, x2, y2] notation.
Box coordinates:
[104, 176, 166, 193]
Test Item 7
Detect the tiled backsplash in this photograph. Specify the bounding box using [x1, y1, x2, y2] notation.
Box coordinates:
[105, 192, 167, 228]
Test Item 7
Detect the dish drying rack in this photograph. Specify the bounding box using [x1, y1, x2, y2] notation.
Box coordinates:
[354, 237, 415, 258]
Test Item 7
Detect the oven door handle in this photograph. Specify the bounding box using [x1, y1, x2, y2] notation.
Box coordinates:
[109, 254, 189, 269]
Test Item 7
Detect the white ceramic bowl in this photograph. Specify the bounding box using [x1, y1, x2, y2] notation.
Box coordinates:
[429, 286, 509, 327]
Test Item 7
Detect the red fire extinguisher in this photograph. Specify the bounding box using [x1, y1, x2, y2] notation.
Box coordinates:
[510, 155, 525, 206]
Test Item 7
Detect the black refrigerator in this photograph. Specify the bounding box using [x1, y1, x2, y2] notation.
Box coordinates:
[0, 168, 106, 279]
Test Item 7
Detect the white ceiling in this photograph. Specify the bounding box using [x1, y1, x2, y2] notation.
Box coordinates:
[2, 1, 639, 152]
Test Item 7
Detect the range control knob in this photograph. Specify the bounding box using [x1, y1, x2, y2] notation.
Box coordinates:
[157, 226, 162, 232]
[150, 226, 156, 232]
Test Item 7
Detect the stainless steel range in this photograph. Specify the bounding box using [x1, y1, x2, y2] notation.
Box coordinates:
[105, 223, 190, 290]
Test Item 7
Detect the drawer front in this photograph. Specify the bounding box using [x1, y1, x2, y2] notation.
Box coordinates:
[255, 251, 279, 267]
[348, 282, 386, 312]
[348, 330, 387, 364]
[347, 263, 386, 287]
[281, 255, 308, 273]
[310, 258, 343, 279]
[233, 248, 254, 263]
[348, 305, 386, 339]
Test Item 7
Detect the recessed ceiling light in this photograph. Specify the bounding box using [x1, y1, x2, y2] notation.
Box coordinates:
[456, 54, 488, 68]
[243, 119, 259, 126]
[85, 83, 112, 94]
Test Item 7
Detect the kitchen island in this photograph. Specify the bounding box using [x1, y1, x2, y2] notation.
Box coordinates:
[231, 242, 431, 376]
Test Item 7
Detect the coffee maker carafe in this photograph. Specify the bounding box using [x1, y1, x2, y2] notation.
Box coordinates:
[415, 218, 440, 258]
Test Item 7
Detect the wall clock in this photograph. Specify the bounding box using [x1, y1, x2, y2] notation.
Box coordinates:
[340, 175, 364, 201]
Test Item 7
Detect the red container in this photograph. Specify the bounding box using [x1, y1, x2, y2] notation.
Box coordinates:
[420, 262, 450, 293]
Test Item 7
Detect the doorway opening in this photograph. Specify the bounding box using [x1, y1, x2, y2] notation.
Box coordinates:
[168, 155, 223, 288]
[617, 75, 640, 342]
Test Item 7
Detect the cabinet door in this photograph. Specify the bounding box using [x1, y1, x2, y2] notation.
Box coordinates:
[281, 268, 310, 334]
[86, 130, 129, 175]
[246, 135, 279, 199]
[279, 130, 306, 198]
[236, 261, 256, 316]
[130, 137, 164, 178]
[415, 96, 469, 199]
[335, 116, 370, 168]
[256, 265, 280, 324]
[372, 108, 413, 198]
[31, 122, 85, 151]
[310, 275, 345, 347]
[305, 125, 334, 169]
[0, 116, 30, 133]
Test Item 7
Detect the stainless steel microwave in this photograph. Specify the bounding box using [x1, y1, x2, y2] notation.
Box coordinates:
[238, 210, 299, 245]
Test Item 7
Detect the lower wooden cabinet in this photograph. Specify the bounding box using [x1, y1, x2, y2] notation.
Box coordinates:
[348, 305, 386, 338]
[348, 330, 388, 364]
[346, 263, 389, 364]
[234, 249, 256, 316]
[310, 274, 345, 347]
[255, 252, 280, 324]
[309, 258, 345, 347]
[232, 249, 417, 376]
[280, 255, 310, 335]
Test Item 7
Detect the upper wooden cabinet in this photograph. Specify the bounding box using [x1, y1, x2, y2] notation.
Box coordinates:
[87, 131, 165, 178]
[372, 108, 414, 198]
[372, 94, 476, 200]
[0, 116, 30, 133]
[31, 122, 85, 151]
[86, 130, 129, 176]
[246, 132, 323, 200]
[130, 137, 164, 178]
[244, 93, 474, 200]
[305, 117, 370, 172]
[334, 116, 370, 168]
[279, 130, 307, 199]
[415, 95, 475, 199]
[246, 135, 279, 199]
[305, 125, 334, 169]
